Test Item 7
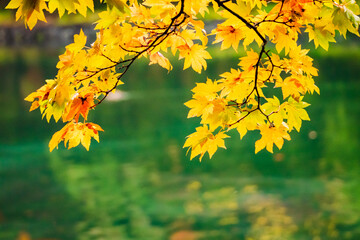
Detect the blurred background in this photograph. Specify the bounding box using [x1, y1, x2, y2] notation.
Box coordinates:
[1, 1, 360, 240]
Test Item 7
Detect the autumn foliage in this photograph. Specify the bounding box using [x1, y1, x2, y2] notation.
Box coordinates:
[8, 0, 360, 159]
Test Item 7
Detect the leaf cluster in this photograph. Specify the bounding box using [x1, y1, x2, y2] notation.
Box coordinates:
[9, 0, 360, 158]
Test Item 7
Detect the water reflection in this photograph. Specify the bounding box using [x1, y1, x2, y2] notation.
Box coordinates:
[0, 48, 360, 239]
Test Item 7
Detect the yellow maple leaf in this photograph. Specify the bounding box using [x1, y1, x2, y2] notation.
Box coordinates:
[212, 25, 244, 51]
[283, 97, 310, 131]
[235, 110, 267, 139]
[66, 29, 87, 53]
[261, 96, 284, 127]
[305, 25, 336, 50]
[220, 0, 252, 25]
[184, 125, 229, 160]
[49, 122, 104, 152]
[142, 0, 176, 18]
[6, 0, 48, 30]
[51, 82, 71, 107]
[24, 79, 56, 112]
[95, 9, 125, 29]
[267, 24, 298, 55]
[149, 52, 172, 71]
[105, 0, 129, 12]
[238, 50, 259, 71]
[255, 123, 291, 153]
[63, 92, 94, 122]
[332, 0, 360, 37]
[185, 0, 210, 17]
[190, 78, 222, 100]
[185, 79, 225, 123]
[48, 0, 79, 17]
[185, 96, 214, 119]
[178, 44, 212, 73]
[75, 0, 94, 17]
[279, 77, 306, 99]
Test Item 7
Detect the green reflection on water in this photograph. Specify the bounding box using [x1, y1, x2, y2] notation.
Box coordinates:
[0, 48, 360, 240]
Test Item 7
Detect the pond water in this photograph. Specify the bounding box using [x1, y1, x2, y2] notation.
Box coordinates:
[0, 46, 360, 240]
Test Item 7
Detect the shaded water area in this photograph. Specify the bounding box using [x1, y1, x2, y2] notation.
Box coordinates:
[1, 43, 360, 240]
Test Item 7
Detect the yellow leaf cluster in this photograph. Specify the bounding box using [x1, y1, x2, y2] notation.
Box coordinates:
[16, 0, 359, 158]
[255, 123, 291, 153]
[6, 0, 94, 29]
[6, 0, 48, 30]
[178, 44, 211, 73]
[184, 125, 229, 160]
[49, 122, 104, 151]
